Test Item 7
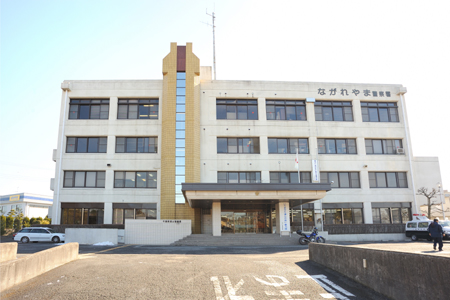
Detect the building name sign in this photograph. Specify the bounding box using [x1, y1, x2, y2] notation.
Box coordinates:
[317, 88, 391, 98]
[9, 195, 20, 202]
[163, 220, 182, 224]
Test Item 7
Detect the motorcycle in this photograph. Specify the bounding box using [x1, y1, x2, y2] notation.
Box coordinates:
[296, 227, 326, 245]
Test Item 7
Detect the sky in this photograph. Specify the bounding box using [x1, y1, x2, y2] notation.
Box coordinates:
[1, 0, 449, 197]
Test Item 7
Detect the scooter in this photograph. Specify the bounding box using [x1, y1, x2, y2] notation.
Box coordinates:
[296, 227, 326, 245]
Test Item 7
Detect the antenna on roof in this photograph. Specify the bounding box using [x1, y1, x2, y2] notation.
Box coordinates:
[205, 9, 216, 80]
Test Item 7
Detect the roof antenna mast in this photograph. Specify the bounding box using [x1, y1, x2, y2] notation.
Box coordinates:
[206, 9, 216, 80]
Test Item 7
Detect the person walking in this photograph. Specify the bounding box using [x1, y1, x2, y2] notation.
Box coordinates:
[428, 218, 445, 251]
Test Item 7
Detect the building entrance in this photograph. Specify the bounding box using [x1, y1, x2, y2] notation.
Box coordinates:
[221, 210, 270, 233]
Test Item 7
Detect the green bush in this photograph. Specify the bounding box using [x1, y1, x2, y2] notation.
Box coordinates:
[1, 216, 6, 235]
[13, 218, 22, 232]
[30, 217, 41, 225]
[44, 217, 51, 223]
[23, 217, 30, 228]
[6, 216, 14, 229]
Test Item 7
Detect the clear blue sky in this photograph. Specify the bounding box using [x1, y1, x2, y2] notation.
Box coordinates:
[1, 0, 449, 196]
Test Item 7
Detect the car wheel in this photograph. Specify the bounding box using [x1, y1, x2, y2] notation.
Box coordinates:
[411, 234, 418, 241]
[21, 236, 30, 243]
[52, 236, 60, 243]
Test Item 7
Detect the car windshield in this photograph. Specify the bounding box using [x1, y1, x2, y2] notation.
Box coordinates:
[440, 221, 450, 227]
[47, 229, 56, 233]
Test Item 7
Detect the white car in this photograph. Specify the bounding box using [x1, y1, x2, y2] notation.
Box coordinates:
[13, 227, 65, 243]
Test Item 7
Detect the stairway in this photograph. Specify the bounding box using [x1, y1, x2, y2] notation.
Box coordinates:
[172, 234, 302, 246]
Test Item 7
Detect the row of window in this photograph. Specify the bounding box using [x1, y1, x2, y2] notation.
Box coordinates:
[69, 98, 399, 123]
[63, 171, 408, 189]
[66, 136, 403, 155]
[217, 138, 403, 155]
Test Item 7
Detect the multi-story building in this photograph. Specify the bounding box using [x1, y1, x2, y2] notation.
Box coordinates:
[51, 43, 442, 237]
[0, 193, 52, 219]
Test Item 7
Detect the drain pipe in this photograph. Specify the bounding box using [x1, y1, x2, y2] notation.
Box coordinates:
[54, 83, 70, 224]
[399, 88, 418, 214]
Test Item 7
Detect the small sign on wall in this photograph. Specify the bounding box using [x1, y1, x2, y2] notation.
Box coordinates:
[280, 202, 290, 232]
[312, 160, 319, 182]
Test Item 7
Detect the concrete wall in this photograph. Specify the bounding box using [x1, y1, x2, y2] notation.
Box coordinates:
[65, 228, 118, 244]
[0, 243, 78, 293]
[125, 219, 191, 245]
[0, 242, 17, 262]
[309, 243, 449, 300]
[325, 233, 407, 242]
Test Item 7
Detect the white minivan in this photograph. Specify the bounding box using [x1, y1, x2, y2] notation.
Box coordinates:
[405, 215, 432, 241]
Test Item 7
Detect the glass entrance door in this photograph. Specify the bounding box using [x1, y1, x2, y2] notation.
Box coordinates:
[221, 211, 259, 233]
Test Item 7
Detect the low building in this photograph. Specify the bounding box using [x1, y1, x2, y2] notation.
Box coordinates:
[0, 193, 52, 219]
[50, 42, 443, 237]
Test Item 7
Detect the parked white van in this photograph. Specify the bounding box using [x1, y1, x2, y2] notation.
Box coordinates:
[405, 215, 432, 241]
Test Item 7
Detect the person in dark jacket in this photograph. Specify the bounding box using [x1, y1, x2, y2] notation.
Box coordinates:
[428, 218, 445, 251]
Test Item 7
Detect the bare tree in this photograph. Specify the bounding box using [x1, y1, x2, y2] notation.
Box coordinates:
[417, 187, 438, 219]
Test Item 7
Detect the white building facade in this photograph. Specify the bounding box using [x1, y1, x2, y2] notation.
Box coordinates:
[51, 43, 442, 236]
[0, 193, 52, 219]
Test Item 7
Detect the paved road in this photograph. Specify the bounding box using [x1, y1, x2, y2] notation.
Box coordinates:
[2, 244, 390, 300]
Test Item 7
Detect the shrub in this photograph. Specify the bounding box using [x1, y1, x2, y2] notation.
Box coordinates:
[6, 216, 14, 229]
[13, 218, 22, 232]
[1, 216, 6, 235]
[23, 217, 30, 228]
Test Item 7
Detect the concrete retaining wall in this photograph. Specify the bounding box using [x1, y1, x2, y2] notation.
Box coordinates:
[0, 243, 78, 292]
[65, 228, 118, 245]
[125, 219, 191, 245]
[0, 243, 17, 262]
[326, 233, 407, 242]
[309, 243, 449, 300]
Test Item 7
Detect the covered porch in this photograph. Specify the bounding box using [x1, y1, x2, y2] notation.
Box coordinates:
[182, 183, 331, 236]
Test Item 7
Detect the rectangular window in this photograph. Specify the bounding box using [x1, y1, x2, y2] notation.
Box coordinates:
[317, 138, 357, 154]
[63, 171, 105, 188]
[114, 171, 157, 188]
[217, 172, 261, 183]
[314, 101, 353, 121]
[372, 207, 410, 224]
[365, 139, 403, 154]
[117, 99, 159, 119]
[369, 172, 408, 188]
[320, 172, 360, 188]
[217, 137, 260, 153]
[323, 207, 363, 224]
[361, 102, 399, 122]
[66, 137, 107, 153]
[216, 99, 258, 120]
[270, 172, 311, 183]
[69, 99, 109, 119]
[266, 100, 306, 121]
[268, 138, 309, 154]
[115, 137, 158, 153]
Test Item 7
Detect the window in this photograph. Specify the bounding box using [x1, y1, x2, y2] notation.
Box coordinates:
[320, 172, 360, 188]
[270, 172, 311, 183]
[114, 171, 157, 188]
[117, 99, 159, 119]
[323, 208, 363, 224]
[66, 137, 107, 153]
[115, 137, 158, 153]
[217, 137, 260, 154]
[216, 99, 258, 120]
[372, 207, 411, 224]
[361, 102, 399, 122]
[175, 72, 186, 204]
[266, 100, 306, 120]
[314, 101, 353, 121]
[217, 172, 261, 183]
[317, 138, 357, 154]
[69, 99, 109, 119]
[63, 171, 105, 188]
[112, 204, 157, 225]
[369, 172, 408, 188]
[268, 138, 309, 154]
[61, 207, 104, 224]
[365, 139, 403, 154]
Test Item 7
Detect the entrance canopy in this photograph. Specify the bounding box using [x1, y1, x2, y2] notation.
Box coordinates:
[182, 183, 332, 208]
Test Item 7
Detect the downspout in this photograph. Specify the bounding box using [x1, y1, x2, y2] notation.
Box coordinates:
[399, 89, 418, 214]
[54, 84, 70, 224]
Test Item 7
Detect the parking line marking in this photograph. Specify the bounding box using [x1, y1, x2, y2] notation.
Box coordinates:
[93, 244, 134, 254]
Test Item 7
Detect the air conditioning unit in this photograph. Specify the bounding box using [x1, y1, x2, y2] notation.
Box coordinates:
[396, 148, 405, 154]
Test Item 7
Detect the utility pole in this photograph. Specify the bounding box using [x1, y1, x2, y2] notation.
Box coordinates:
[206, 10, 216, 80]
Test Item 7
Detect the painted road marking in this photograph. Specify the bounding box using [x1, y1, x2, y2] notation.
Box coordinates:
[212, 275, 355, 300]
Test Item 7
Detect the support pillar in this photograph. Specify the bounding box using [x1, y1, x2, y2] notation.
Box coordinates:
[212, 201, 221, 236]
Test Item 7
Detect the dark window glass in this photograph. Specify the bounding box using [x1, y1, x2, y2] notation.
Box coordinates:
[217, 172, 261, 183]
[118, 99, 159, 119]
[321, 172, 360, 188]
[268, 138, 309, 154]
[361, 102, 399, 122]
[269, 172, 311, 183]
[63, 171, 105, 188]
[69, 99, 109, 119]
[115, 137, 157, 153]
[315, 101, 353, 121]
[114, 171, 157, 188]
[266, 100, 306, 121]
[317, 139, 356, 154]
[365, 139, 403, 155]
[216, 138, 260, 154]
[369, 172, 407, 188]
